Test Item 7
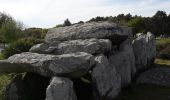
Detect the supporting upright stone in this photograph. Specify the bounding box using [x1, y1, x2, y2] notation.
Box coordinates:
[132, 32, 156, 71]
[46, 77, 77, 100]
[92, 55, 121, 100]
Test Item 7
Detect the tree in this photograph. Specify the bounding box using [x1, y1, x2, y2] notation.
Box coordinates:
[153, 10, 167, 19]
[63, 19, 71, 26]
[0, 12, 13, 28]
[0, 12, 24, 43]
[152, 10, 168, 36]
[127, 17, 145, 34]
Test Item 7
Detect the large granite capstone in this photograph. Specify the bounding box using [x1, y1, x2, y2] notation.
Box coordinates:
[45, 22, 132, 43]
[0, 52, 95, 78]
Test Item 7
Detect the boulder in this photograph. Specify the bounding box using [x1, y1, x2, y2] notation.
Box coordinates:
[92, 55, 121, 100]
[146, 32, 156, 66]
[0, 52, 95, 78]
[46, 77, 77, 100]
[132, 33, 148, 70]
[29, 43, 54, 54]
[30, 38, 112, 55]
[119, 39, 136, 75]
[132, 32, 156, 71]
[108, 51, 132, 86]
[45, 22, 132, 43]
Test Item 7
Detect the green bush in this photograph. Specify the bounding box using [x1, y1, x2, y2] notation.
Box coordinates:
[0, 18, 24, 43]
[2, 38, 43, 58]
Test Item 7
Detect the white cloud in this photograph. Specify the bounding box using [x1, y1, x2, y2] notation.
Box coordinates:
[0, 0, 169, 28]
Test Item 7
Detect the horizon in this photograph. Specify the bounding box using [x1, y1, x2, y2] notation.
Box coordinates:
[0, 0, 170, 28]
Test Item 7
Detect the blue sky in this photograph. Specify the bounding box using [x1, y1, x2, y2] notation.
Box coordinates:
[0, 0, 170, 28]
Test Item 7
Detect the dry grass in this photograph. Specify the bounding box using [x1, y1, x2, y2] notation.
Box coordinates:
[155, 58, 170, 66]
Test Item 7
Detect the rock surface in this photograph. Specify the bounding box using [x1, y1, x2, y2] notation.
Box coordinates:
[29, 43, 54, 54]
[108, 51, 132, 86]
[0, 52, 94, 77]
[5, 74, 26, 100]
[132, 32, 156, 71]
[5, 73, 50, 100]
[146, 32, 156, 66]
[137, 67, 170, 86]
[119, 39, 136, 75]
[30, 38, 112, 55]
[46, 77, 77, 100]
[45, 22, 132, 43]
[92, 55, 121, 100]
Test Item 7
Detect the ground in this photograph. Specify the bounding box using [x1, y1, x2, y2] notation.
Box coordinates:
[115, 58, 170, 100]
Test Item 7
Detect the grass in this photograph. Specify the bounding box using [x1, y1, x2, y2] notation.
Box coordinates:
[156, 38, 170, 46]
[155, 58, 170, 66]
[0, 74, 12, 100]
[0, 53, 12, 100]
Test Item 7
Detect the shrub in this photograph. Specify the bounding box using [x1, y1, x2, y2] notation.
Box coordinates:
[0, 17, 24, 43]
[2, 38, 43, 58]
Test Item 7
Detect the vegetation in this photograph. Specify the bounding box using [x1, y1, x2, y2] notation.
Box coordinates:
[2, 38, 43, 58]
[89, 10, 170, 36]
[0, 13, 47, 99]
[127, 17, 145, 34]
[63, 19, 71, 26]
[0, 74, 12, 100]
[155, 58, 170, 66]
[156, 38, 170, 60]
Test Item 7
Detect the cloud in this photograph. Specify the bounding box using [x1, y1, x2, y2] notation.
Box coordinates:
[0, 0, 169, 28]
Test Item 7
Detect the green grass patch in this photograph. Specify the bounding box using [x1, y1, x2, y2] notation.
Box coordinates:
[0, 53, 12, 100]
[0, 74, 12, 100]
[156, 38, 170, 46]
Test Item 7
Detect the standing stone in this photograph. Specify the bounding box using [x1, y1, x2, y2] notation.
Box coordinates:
[46, 77, 77, 100]
[132, 32, 156, 71]
[92, 55, 121, 100]
[119, 39, 136, 75]
[146, 32, 156, 66]
[132, 33, 148, 70]
[108, 51, 132, 87]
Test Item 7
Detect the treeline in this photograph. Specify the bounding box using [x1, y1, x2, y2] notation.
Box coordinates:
[0, 12, 48, 58]
[88, 10, 170, 36]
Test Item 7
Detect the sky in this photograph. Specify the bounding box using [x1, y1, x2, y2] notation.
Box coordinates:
[0, 0, 170, 28]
